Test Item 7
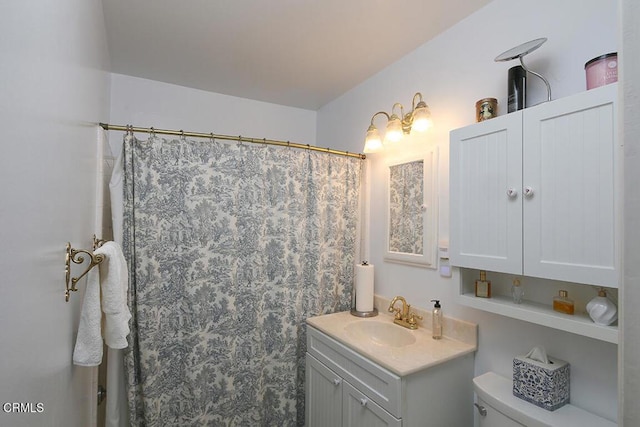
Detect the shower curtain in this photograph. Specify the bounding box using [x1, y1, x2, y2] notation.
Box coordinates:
[120, 134, 362, 426]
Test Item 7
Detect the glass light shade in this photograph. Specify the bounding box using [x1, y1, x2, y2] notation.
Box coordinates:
[411, 105, 431, 133]
[385, 115, 403, 143]
[364, 125, 383, 153]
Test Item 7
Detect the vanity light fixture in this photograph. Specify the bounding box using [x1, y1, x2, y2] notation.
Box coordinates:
[363, 92, 432, 153]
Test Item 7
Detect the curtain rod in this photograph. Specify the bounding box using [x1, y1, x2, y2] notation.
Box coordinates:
[99, 123, 365, 160]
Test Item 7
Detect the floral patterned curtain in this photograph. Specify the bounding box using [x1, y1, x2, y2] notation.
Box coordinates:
[121, 135, 362, 426]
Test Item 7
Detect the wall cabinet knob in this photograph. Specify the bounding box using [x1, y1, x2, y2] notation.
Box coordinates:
[332, 378, 341, 386]
[524, 186, 534, 198]
[507, 188, 518, 198]
[360, 398, 368, 407]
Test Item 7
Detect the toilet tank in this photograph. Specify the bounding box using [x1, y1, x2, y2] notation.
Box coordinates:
[477, 395, 525, 426]
[473, 372, 617, 427]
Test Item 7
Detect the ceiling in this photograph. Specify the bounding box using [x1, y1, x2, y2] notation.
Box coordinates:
[102, 0, 492, 110]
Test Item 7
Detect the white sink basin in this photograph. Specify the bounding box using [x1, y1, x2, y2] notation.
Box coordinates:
[344, 320, 416, 348]
[306, 311, 477, 376]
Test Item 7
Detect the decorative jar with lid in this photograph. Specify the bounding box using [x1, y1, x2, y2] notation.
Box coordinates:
[586, 288, 617, 326]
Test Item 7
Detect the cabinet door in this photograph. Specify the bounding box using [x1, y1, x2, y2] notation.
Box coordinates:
[342, 382, 401, 427]
[450, 111, 523, 274]
[306, 354, 343, 427]
[523, 84, 618, 286]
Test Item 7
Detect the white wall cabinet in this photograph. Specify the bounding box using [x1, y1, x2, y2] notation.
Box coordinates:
[449, 84, 619, 343]
[450, 109, 524, 275]
[305, 326, 474, 426]
[450, 83, 619, 287]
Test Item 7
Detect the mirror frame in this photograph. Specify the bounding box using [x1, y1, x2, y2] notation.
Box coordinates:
[384, 147, 438, 268]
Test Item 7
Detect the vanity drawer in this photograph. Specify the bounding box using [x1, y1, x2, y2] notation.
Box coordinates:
[307, 326, 402, 417]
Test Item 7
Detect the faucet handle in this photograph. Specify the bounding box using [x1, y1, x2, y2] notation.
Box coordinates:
[389, 306, 402, 320]
[408, 312, 423, 326]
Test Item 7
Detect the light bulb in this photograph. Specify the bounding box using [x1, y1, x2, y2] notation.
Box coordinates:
[363, 125, 382, 153]
[385, 115, 403, 143]
[411, 104, 431, 133]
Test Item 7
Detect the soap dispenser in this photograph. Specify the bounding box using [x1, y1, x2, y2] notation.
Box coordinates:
[431, 299, 442, 340]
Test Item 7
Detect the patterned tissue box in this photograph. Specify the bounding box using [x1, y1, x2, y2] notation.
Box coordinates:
[513, 354, 570, 411]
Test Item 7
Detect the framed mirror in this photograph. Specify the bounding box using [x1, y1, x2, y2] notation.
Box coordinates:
[384, 147, 438, 268]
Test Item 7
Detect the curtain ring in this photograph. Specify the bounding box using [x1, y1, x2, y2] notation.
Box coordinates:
[238, 135, 243, 146]
[149, 127, 156, 138]
[210, 132, 215, 143]
[180, 129, 185, 140]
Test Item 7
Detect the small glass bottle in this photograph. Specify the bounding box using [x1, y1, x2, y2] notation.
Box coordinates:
[553, 290, 575, 315]
[475, 271, 491, 298]
[511, 278, 524, 304]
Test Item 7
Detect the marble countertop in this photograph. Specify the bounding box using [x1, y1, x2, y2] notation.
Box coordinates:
[306, 310, 477, 376]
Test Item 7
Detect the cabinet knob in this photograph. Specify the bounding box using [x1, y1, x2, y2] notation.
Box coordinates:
[524, 186, 534, 198]
[507, 188, 518, 198]
[332, 378, 341, 386]
[360, 398, 368, 407]
[474, 403, 487, 416]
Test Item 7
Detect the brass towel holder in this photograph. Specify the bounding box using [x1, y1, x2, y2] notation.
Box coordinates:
[64, 235, 107, 302]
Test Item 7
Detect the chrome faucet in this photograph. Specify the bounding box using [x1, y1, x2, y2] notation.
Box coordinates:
[388, 296, 422, 330]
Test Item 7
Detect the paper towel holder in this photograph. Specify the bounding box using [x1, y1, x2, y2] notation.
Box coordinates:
[350, 261, 379, 317]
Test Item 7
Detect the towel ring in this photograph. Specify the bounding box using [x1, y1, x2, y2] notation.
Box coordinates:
[65, 241, 105, 302]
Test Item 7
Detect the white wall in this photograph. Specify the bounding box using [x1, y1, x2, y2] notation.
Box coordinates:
[621, 0, 640, 424]
[108, 73, 317, 156]
[0, 1, 111, 426]
[317, 0, 619, 421]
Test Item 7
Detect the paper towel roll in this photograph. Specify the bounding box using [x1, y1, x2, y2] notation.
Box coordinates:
[355, 262, 374, 312]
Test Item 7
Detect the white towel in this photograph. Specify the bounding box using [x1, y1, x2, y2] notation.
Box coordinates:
[72, 241, 131, 366]
[72, 266, 103, 366]
[97, 241, 132, 349]
[107, 142, 132, 427]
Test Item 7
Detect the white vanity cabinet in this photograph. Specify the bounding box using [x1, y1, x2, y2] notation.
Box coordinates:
[306, 354, 345, 426]
[450, 83, 619, 287]
[305, 325, 474, 427]
[306, 354, 401, 427]
[342, 381, 401, 427]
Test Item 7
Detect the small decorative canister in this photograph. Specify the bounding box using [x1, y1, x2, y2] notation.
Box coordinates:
[476, 98, 498, 122]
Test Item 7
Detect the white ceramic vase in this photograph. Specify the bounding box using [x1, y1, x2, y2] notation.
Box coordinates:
[586, 289, 617, 326]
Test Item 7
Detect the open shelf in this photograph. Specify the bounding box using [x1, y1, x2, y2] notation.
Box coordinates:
[458, 292, 618, 344]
